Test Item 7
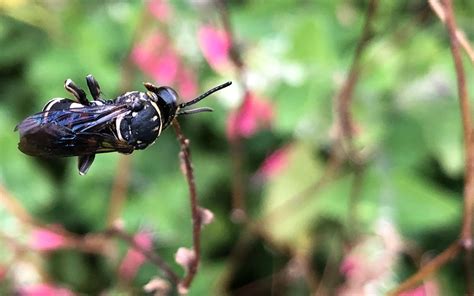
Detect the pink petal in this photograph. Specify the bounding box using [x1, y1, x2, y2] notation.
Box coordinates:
[30, 227, 68, 251]
[118, 231, 153, 280]
[226, 92, 274, 140]
[19, 283, 74, 296]
[148, 0, 172, 22]
[256, 146, 291, 180]
[198, 26, 231, 72]
[151, 49, 179, 85]
[131, 33, 173, 82]
[131, 32, 198, 96]
[177, 68, 198, 100]
[339, 255, 358, 278]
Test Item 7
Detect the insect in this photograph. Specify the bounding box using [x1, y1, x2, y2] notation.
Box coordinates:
[15, 74, 232, 175]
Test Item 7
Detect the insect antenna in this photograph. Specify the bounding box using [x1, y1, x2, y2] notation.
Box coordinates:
[177, 107, 213, 116]
[178, 81, 232, 109]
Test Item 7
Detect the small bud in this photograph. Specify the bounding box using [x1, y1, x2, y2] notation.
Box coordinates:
[175, 247, 196, 272]
[143, 277, 170, 295]
[177, 282, 189, 295]
[30, 226, 68, 251]
[198, 207, 214, 226]
[111, 219, 125, 231]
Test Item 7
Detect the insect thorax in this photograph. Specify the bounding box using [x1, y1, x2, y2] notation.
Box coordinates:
[114, 91, 162, 149]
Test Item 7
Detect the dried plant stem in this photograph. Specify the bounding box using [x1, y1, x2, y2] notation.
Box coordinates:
[107, 227, 179, 285]
[442, 0, 474, 294]
[260, 152, 343, 224]
[391, 1, 473, 294]
[337, 0, 377, 154]
[442, 0, 474, 254]
[0, 184, 39, 226]
[335, 0, 377, 239]
[216, 0, 248, 221]
[428, 0, 474, 64]
[388, 241, 461, 295]
[172, 118, 202, 292]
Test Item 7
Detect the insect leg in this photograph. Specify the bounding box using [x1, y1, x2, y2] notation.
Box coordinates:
[86, 74, 103, 101]
[78, 154, 96, 175]
[64, 79, 90, 105]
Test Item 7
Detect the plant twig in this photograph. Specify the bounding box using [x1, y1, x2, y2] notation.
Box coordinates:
[259, 151, 343, 224]
[388, 241, 461, 295]
[390, 1, 474, 294]
[335, 0, 377, 239]
[172, 118, 202, 292]
[216, 0, 248, 221]
[0, 184, 39, 226]
[336, 0, 377, 159]
[106, 227, 179, 285]
[429, 0, 474, 64]
[442, 0, 474, 294]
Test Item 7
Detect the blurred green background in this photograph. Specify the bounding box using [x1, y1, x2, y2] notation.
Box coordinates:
[0, 0, 473, 295]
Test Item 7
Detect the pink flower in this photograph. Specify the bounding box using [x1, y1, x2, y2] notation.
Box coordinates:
[254, 146, 291, 180]
[339, 255, 358, 278]
[177, 68, 198, 100]
[148, 0, 172, 22]
[198, 25, 231, 73]
[118, 231, 153, 280]
[152, 49, 180, 85]
[227, 92, 274, 140]
[18, 283, 74, 296]
[131, 34, 178, 85]
[131, 32, 198, 98]
[30, 227, 68, 251]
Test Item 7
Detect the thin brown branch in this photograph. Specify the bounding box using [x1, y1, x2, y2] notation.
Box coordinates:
[106, 227, 179, 285]
[0, 184, 40, 227]
[442, 0, 474, 252]
[172, 118, 202, 292]
[429, 0, 474, 64]
[216, 0, 248, 220]
[216, 0, 244, 71]
[388, 241, 461, 295]
[346, 164, 366, 240]
[336, 0, 378, 159]
[259, 151, 343, 224]
[442, 0, 474, 294]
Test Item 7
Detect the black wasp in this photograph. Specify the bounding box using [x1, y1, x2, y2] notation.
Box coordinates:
[15, 74, 231, 175]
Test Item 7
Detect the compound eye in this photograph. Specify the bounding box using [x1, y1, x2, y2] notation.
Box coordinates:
[156, 87, 179, 107]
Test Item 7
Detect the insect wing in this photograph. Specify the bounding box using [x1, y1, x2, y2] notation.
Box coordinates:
[16, 104, 133, 157]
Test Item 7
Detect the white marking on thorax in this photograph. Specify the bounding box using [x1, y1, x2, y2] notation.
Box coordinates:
[115, 114, 126, 141]
[148, 99, 163, 136]
[69, 103, 83, 109]
[43, 98, 63, 112]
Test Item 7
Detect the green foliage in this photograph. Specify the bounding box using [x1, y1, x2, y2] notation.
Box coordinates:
[0, 0, 472, 294]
